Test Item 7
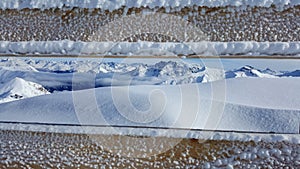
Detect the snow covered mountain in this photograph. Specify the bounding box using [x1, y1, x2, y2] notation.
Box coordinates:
[0, 57, 299, 104]
[226, 65, 278, 78]
[0, 58, 38, 72]
[0, 77, 49, 103]
[280, 70, 300, 77]
[0, 57, 299, 137]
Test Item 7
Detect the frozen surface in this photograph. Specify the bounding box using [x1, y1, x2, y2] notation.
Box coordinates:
[1, 6, 299, 42]
[0, 0, 299, 10]
[1, 41, 300, 56]
[0, 129, 299, 168]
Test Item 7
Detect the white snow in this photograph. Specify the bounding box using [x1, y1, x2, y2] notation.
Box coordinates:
[1, 41, 300, 56]
[0, 59, 227, 91]
[0, 58, 299, 94]
[0, 78, 299, 135]
[0, 58, 299, 141]
[0, 77, 49, 103]
[225, 65, 278, 78]
[0, 0, 299, 10]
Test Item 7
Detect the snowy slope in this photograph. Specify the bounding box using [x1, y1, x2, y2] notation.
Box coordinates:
[0, 77, 49, 103]
[0, 78, 299, 134]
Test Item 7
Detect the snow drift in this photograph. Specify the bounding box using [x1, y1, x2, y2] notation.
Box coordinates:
[0, 78, 299, 134]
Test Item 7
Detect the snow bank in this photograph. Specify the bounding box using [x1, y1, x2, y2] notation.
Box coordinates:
[0, 78, 299, 135]
[1, 41, 300, 56]
[0, 0, 299, 10]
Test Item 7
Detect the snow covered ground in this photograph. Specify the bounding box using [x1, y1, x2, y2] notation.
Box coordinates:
[0, 78, 299, 135]
[1, 41, 300, 56]
[0, 57, 299, 139]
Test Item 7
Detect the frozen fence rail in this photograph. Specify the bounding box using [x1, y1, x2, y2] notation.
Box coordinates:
[1, 41, 300, 57]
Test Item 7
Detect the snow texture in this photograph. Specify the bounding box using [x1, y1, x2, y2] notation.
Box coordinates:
[0, 0, 299, 10]
[0, 58, 299, 138]
[0, 78, 299, 135]
[0, 77, 49, 103]
[1, 41, 300, 56]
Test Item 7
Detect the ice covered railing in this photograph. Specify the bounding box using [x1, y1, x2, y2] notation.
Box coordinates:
[0, 128, 299, 168]
[0, 0, 299, 10]
[0, 1, 300, 42]
[1, 41, 300, 57]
